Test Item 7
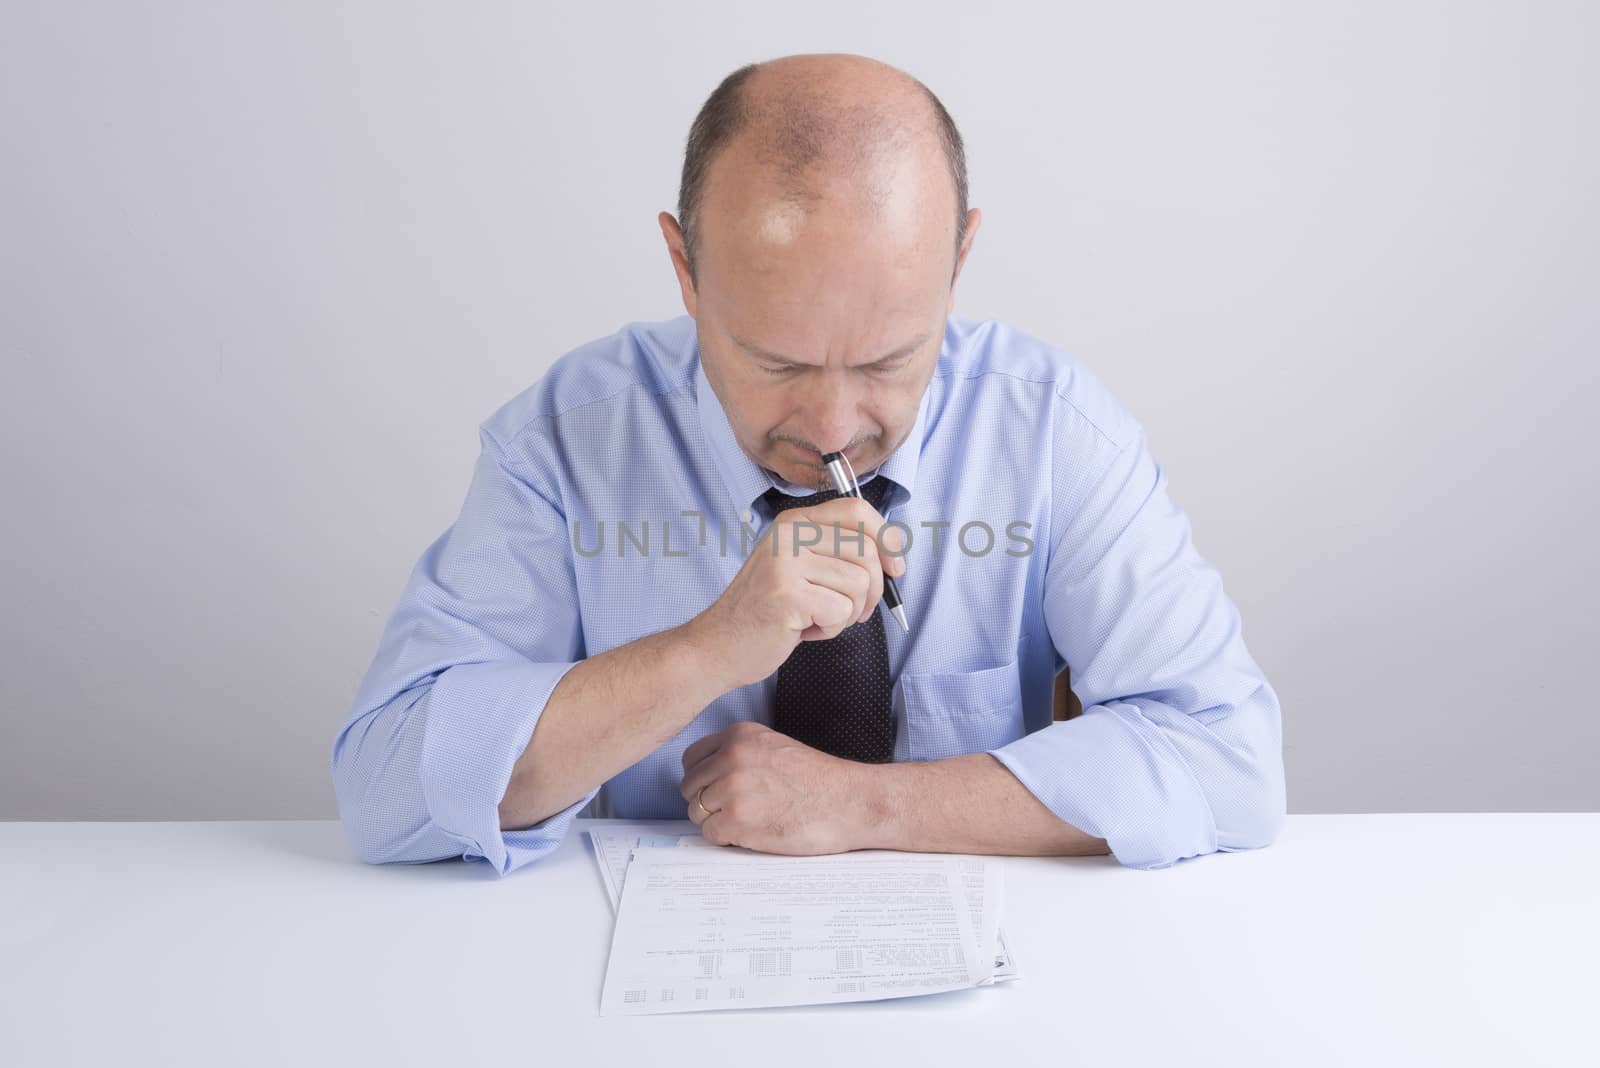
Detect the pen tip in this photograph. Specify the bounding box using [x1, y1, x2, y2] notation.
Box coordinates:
[891, 603, 909, 632]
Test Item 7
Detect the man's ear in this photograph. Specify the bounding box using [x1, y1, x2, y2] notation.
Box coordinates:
[948, 207, 983, 312]
[658, 212, 698, 319]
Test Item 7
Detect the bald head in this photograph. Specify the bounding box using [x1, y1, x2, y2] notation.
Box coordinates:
[676, 54, 969, 287]
[660, 54, 981, 491]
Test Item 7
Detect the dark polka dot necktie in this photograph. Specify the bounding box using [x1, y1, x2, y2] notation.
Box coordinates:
[761, 476, 895, 764]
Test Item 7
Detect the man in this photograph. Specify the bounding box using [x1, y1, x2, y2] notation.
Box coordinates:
[332, 53, 1285, 875]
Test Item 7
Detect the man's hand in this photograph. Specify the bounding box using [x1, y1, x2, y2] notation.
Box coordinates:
[686, 497, 905, 692]
[679, 721, 877, 854]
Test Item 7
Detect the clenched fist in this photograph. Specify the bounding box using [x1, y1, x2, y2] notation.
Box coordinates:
[688, 496, 905, 692]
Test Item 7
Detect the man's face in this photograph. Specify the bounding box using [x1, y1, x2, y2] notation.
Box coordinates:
[664, 150, 977, 491]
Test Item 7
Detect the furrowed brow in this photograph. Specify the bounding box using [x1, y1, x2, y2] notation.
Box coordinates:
[728, 331, 931, 368]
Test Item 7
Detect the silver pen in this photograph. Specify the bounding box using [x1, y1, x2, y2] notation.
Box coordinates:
[821, 450, 909, 632]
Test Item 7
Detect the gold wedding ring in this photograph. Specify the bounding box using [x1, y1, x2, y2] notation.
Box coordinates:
[694, 785, 715, 819]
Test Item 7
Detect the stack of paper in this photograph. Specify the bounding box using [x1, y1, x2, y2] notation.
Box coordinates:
[585, 822, 1020, 1016]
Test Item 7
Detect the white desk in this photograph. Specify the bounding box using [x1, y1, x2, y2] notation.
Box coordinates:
[2, 815, 1595, 1066]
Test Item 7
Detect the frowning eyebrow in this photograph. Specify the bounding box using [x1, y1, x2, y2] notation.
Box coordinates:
[729, 331, 932, 369]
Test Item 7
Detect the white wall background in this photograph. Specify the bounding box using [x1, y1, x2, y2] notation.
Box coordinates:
[3, 1, 1596, 820]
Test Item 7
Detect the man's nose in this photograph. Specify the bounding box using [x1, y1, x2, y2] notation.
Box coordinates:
[803, 373, 856, 454]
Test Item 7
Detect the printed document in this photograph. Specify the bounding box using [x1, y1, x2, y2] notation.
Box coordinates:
[599, 846, 1004, 1015]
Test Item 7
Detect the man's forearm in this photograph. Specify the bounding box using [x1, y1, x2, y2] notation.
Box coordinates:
[497, 621, 730, 830]
[856, 752, 1110, 858]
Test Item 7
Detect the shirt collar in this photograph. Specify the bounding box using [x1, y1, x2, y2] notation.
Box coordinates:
[691, 323, 937, 519]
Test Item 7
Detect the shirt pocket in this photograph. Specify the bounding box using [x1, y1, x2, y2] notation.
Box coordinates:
[899, 659, 1025, 762]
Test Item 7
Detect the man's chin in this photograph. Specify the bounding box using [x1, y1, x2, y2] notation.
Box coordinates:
[774, 456, 879, 492]
[772, 463, 829, 491]
[761, 441, 884, 490]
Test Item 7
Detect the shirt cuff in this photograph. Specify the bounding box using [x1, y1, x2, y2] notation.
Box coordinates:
[418, 657, 591, 876]
[988, 699, 1219, 869]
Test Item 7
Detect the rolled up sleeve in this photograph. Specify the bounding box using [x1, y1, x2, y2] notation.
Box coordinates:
[990, 401, 1286, 869]
[332, 425, 593, 875]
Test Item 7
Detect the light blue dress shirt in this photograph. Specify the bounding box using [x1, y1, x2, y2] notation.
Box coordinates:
[332, 314, 1285, 874]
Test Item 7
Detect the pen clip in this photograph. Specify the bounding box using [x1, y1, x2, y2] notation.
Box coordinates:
[837, 451, 862, 497]
[822, 451, 859, 497]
